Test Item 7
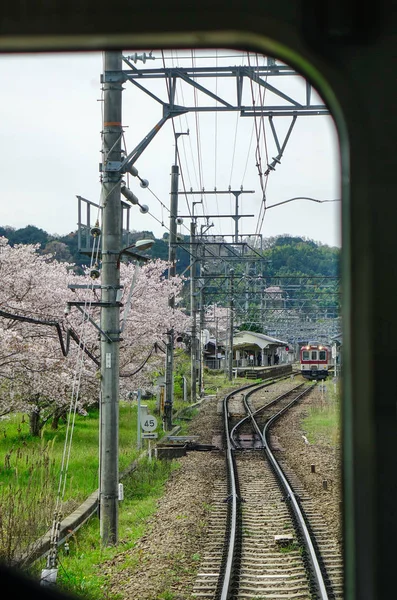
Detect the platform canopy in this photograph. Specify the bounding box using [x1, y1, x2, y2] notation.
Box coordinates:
[231, 330, 288, 351]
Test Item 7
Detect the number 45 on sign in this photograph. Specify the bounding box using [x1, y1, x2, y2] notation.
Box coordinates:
[141, 415, 158, 432]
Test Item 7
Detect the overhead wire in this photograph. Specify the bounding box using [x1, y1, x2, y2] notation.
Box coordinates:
[161, 50, 192, 221]
[190, 49, 208, 219]
[245, 52, 270, 238]
[214, 49, 222, 235]
[191, 50, 204, 192]
[44, 227, 101, 577]
[44, 54, 111, 574]
[254, 53, 271, 237]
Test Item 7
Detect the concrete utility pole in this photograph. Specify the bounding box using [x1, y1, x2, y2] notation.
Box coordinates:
[228, 268, 235, 380]
[164, 162, 179, 430]
[99, 50, 123, 546]
[164, 132, 187, 428]
[190, 220, 198, 403]
[199, 285, 205, 395]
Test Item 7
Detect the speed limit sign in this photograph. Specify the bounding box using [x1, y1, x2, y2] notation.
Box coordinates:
[141, 415, 158, 432]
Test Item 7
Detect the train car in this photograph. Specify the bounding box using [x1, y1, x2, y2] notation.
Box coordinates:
[300, 343, 329, 381]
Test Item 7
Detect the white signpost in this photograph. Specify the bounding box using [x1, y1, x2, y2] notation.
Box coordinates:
[141, 414, 158, 461]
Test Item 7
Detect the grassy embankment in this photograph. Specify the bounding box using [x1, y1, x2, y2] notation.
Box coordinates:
[0, 372, 252, 599]
[302, 378, 341, 445]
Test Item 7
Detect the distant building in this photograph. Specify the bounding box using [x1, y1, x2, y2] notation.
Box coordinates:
[217, 330, 289, 368]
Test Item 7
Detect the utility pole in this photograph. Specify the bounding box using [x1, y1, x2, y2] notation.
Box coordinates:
[199, 285, 205, 396]
[99, 51, 123, 546]
[164, 161, 179, 430]
[245, 261, 250, 313]
[215, 317, 219, 369]
[228, 268, 235, 380]
[164, 132, 187, 428]
[224, 309, 229, 377]
[190, 220, 198, 403]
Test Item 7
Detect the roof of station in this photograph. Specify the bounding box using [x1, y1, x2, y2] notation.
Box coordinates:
[232, 330, 288, 350]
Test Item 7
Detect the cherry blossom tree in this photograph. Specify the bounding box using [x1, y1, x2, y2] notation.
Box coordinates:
[117, 259, 190, 396]
[0, 238, 190, 433]
[0, 238, 97, 434]
[205, 303, 229, 341]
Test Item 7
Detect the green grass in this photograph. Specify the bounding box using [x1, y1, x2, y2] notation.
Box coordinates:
[0, 399, 164, 564]
[302, 380, 340, 446]
[30, 458, 180, 600]
[202, 373, 258, 394]
[0, 402, 156, 503]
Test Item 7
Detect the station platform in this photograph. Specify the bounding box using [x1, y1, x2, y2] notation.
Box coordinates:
[233, 363, 293, 379]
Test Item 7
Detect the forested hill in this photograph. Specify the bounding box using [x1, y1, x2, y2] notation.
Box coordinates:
[0, 225, 339, 276]
[0, 225, 174, 271]
[261, 235, 339, 277]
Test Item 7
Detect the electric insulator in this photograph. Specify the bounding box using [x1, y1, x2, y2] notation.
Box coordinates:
[90, 266, 100, 279]
[121, 185, 139, 205]
[90, 225, 101, 237]
[127, 165, 139, 177]
[139, 204, 149, 214]
[140, 178, 149, 188]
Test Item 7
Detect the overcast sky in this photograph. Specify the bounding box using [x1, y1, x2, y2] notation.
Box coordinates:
[0, 50, 341, 247]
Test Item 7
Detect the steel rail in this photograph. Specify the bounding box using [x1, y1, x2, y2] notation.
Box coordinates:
[229, 382, 304, 448]
[218, 372, 299, 599]
[244, 383, 330, 600]
[219, 380, 263, 600]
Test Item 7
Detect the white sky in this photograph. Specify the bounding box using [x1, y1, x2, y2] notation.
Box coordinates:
[0, 50, 341, 247]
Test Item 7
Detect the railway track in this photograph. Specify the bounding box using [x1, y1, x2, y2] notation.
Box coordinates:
[17, 370, 342, 600]
[192, 378, 343, 600]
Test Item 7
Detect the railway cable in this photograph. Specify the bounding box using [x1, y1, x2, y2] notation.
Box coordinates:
[40, 226, 103, 586]
[0, 309, 100, 367]
[119, 341, 165, 378]
[214, 51, 222, 234]
[246, 52, 270, 238]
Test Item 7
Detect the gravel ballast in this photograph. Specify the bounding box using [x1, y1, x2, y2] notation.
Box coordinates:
[102, 379, 342, 599]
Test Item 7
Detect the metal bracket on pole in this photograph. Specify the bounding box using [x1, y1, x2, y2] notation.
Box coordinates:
[73, 305, 114, 343]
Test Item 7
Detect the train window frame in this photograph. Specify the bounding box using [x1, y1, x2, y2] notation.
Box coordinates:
[2, 2, 385, 597]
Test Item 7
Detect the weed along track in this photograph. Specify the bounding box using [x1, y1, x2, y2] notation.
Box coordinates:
[191, 379, 343, 599]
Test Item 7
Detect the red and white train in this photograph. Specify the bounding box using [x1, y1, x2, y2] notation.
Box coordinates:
[300, 343, 330, 380]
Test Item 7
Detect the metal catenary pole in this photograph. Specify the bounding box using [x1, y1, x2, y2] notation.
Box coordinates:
[228, 269, 235, 380]
[164, 162, 179, 430]
[199, 285, 205, 395]
[190, 220, 198, 403]
[137, 388, 142, 450]
[99, 50, 122, 546]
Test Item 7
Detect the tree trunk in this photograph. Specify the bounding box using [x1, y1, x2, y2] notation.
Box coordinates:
[51, 407, 66, 430]
[29, 410, 41, 437]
